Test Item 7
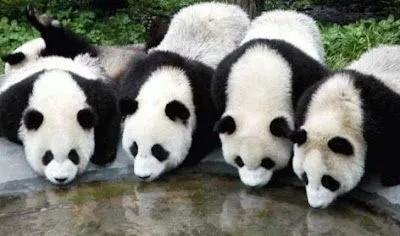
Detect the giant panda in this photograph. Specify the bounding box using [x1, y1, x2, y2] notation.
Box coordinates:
[151, 2, 250, 69]
[119, 2, 250, 181]
[291, 45, 400, 208]
[211, 10, 327, 187]
[2, 6, 146, 82]
[0, 16, 121, 184]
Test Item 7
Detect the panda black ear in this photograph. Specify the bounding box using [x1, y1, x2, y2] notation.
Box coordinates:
[270, 117, 292, 138]
[290, 129, 307, 145]
[119, 97, 138, 116]
[1, 52, 26, 65]
[24, 109, 44, 130]
[165, 100, 190, 122]
[77, 108, 96, 129]
[214, 116, 236, 134]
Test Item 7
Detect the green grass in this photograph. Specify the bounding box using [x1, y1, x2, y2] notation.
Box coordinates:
[0, 6, 400, 73]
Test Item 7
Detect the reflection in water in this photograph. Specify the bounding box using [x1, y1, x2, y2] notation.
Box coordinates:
[0, 173, 399, 236]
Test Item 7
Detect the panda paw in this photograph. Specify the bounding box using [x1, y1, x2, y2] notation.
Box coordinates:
[26, 5, 61, 30]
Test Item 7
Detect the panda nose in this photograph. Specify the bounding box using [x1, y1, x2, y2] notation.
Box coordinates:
[55, 177, 67, 183]
[137, 175, 151, 181]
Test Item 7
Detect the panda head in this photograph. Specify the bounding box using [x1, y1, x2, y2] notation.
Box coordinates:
[2, 38, 45, 74]
[214, 115, 293, 187]
[291, 74, 366, 208]
[120, 66, 195, 181]
[20, 70, 97, 184]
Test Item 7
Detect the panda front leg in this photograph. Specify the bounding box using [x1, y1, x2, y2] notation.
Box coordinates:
[26, 5, 97, 59]
[90, 114, 121, 165]
[380, 145, 400, 186]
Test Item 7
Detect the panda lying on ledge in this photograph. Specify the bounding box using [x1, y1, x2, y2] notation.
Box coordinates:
[0, 7, 121, 185]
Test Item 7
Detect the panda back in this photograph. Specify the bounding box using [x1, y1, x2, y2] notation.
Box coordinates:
[347, 45, 400, 95]
[241, 10, 325, 64]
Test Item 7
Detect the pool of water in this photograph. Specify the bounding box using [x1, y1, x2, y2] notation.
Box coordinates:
[0, 171, 399, 236]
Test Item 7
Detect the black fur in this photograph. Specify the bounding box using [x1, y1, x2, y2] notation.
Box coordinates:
[68, 149, 80, 165]
[42, 151, 53, 166]
[234, 156, 244, 168]
[26, 5, 98, 59]
[321, 175, 340, 192]
[290, 129, 307, 146]
[23, 109, 44, 130]
[213, 116, 236, 134]
[212, 39, 328, 115]
[130, 141, 138, 157]
[119, 50, 221, 166]
[151, 144, 169, 162]
[71, 73, 121, 165]
[261, 158, 275, 170]
[1, 52, 26, 65]
[119, 98, 138, 116]
[270, 117, 292, 138]
[294, 70, 400, 187]
[328, 137, 354, 156]
[77, 108, 96, 129]
[145, 15, 171, 51]
[165, 100, 190, 123]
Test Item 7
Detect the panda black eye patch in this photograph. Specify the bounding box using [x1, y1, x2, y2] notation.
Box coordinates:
[119, 97, 138, 116]
[301, 172, 308, 185]
[42, 151, 54, 166]
[24, 109, 44, 130]
[130, 141, 138, 157]
[165, 100, 190, 122]
[151, 144, 169, 162]
[321, 175, 340, 192]
[213, 116, 236, 134]
[234, 156, 244, 168]
[1, 52, 26, 65]
[68, 149, 80, 165]
[77, 108, 96, 129]
[260, 158, 275, 170]
[328, 137, 354, 156]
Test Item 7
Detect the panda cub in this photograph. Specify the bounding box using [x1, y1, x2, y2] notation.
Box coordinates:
[292, 45, 400, 208]
[151, 2, 250, 68]
[2, 6, 145, 82]
[0, 11, 121, 185]
[211, 10, 327, 187]
[120, 2, 250, 181]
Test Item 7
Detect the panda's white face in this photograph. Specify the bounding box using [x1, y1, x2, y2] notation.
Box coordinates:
[19, 70, 96, 184]
[121, 67, 195, 181]
[215, 45, 293, 187]
[292, 74, 366, 208]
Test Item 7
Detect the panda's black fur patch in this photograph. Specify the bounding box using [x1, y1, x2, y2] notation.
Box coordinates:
[151, 144, 169, 162]
[26, 5, 98, 59]
[214, 116, 236, 135]
[328, 137, 354, 156]
[130, 141, 138, 157]
[68, 149, 80, 165]
[1, 52, 26, 65]
[42, 151, 54, 166]
[212, 38, 328, 115]
[77, 108, 96, 129]
[23, 109, 44, 130]
[120, 50, 221, 166]
[119, 98, 138, 117]
[144, 15, 171, 51]
[270, 116, 291, 138]
[165, 100, 190, 123]
[321, 175, 340, 192]
[290, 129, 307, 146]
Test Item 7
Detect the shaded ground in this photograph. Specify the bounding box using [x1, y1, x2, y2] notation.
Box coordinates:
[0, 171, 399, 236]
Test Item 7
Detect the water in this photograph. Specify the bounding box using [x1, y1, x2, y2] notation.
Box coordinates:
[0, 171, 399, 236]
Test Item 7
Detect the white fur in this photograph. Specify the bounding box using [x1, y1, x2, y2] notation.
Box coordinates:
[122, 67, 196, 180]
[20, 70, 95, 184]
[4, 38, 46, 74]
[241, 10, 325, 63]
[293, 74, 366, 208]
[154, 2, 250, 68]
[1, 55, 105, 93]
[347, 45, 400, 94]
[221, 44, 293, 186]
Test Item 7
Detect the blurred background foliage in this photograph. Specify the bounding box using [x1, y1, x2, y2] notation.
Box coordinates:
[0, 0, 400, 73]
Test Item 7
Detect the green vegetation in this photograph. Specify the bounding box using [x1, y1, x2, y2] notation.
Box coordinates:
[0, 0, 399, 73]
